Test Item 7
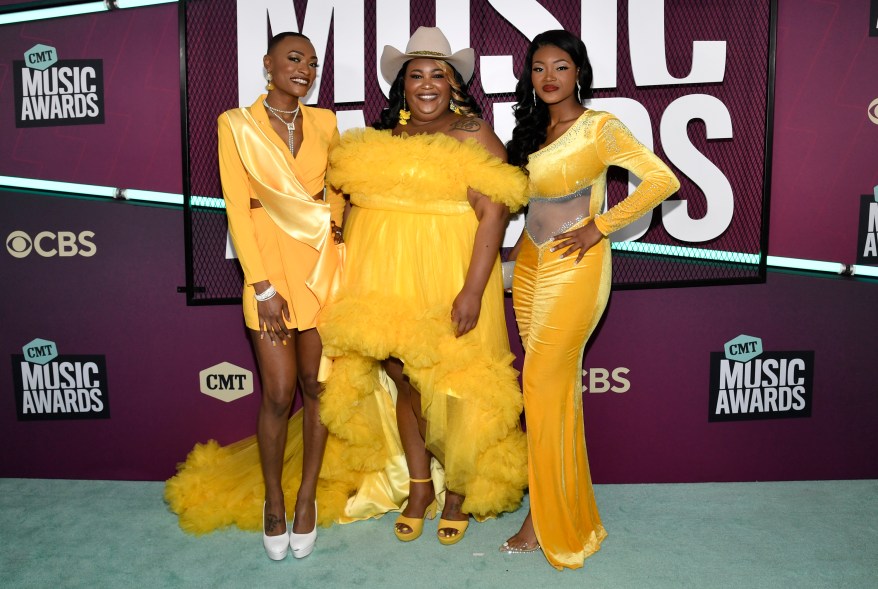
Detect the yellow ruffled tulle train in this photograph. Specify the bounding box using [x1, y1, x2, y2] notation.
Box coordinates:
[164, 374, 408, 534]
[320, 291, 529, 520]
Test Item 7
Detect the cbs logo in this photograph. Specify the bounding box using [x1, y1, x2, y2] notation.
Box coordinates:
[6, 230, 96, 258]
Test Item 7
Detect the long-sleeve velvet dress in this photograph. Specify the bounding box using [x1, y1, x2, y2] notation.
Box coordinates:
[513, 110, 680, 569]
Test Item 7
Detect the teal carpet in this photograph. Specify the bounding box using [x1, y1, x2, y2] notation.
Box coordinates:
[1, 478, 875, 588]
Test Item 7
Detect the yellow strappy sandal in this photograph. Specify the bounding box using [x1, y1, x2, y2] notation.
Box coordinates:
[437, 518, 469, 546]
[394, 478, 437, 542]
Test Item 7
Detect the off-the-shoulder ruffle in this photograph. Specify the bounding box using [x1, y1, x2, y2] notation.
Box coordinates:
[328, 128, 528, 212]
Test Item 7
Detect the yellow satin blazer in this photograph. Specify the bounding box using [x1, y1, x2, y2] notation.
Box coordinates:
[218, 95, 344, 330]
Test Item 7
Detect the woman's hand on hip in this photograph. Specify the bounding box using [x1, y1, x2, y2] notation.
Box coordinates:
[551, 222, 605, 264]
[451, 288, 482, 337]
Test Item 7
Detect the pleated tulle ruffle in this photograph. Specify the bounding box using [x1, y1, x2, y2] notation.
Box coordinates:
[319, 291, 528, 520]
[327, 128, 528, 212]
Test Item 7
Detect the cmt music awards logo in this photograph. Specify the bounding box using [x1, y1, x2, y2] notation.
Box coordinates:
[12, 44, 104, 128]
[855, 191, 878, 265]
[11, 338, 110, 421]
[708, 335, 814, 423]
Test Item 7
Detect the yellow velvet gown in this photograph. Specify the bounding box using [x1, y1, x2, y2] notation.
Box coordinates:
[164, 98, 407, 534]
[319, 128, 530, 520]
[513, 110, 679, 569]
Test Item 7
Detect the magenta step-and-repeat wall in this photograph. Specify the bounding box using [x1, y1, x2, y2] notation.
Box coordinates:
[1, 0, 876, 483]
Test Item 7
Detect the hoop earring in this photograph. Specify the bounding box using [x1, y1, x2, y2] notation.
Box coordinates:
[449, 99, 461, 115]
[266, 72, 275, 91]
[398, 94, 411, 126]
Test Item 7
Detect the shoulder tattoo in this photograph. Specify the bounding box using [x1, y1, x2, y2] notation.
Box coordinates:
[450, 118, 482, 133]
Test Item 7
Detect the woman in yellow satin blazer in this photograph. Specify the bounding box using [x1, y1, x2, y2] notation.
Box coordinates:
[176, 32, 343, 561]
[501, 30, 680, 570]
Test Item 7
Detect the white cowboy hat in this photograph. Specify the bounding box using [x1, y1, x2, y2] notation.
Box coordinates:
[379, 26, 475, 85]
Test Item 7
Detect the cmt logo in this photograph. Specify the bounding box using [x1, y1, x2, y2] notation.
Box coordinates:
[199, 362, 254, 402]
[724, 334, 763, 362]
[22, 338, 58, 365]
[6, 230, 96, 258]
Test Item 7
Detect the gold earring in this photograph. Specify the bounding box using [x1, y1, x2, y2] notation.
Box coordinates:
[449, 99, 461, 114]
[398, 94, 411, 126]
[266, 73, 275, 91]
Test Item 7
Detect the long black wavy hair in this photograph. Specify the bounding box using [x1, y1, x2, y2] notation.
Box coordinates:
[506, 30, 594, 168]
[373, 60, 482, 130]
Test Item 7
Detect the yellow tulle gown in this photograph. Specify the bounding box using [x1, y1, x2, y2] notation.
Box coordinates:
[514, 110, 679, 569]
[319, 128, 530, 519]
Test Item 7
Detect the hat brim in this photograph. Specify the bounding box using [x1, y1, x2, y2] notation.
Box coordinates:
[379, 46, 475, 86]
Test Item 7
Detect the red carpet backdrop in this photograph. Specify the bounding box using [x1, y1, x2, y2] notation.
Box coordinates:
[0, 0, 876, 482]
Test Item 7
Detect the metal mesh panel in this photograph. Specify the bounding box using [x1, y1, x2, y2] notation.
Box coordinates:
[182, 0, 774, 304]
[183, 0, 241, 303]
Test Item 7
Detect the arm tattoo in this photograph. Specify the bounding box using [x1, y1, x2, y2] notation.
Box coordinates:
[450, 118, 482, 133]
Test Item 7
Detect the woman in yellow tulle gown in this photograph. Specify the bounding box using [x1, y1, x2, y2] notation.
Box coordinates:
[500, 30, 680, 569]
[164, 33, 404, 561]
[318, 27, 529, 545]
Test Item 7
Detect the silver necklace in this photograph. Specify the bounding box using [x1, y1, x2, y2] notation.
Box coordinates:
[263, 99, 300, 154]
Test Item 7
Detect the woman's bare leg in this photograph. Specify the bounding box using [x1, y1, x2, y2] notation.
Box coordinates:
[251, 330, 298, 537]
[292, 327, 328, 533]
[384, 357, 435, 533]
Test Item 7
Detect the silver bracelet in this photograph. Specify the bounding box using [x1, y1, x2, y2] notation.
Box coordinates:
[254, 285, 277, 302]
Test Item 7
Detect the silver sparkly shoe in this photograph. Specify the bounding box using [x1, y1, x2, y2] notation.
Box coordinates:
[499, 540, 541, 554]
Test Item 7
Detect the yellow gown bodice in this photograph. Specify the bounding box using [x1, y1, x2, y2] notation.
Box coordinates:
[524, 109, 680, 242]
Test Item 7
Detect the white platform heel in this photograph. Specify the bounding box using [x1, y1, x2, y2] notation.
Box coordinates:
[262, 502, 289, 561]
[289, 501, 317, 559]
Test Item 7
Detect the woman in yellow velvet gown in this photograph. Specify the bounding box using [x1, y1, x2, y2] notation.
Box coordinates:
[500, 30, 680, 569]
[165, 32, 376, 561]
[318, 27, 529, 545]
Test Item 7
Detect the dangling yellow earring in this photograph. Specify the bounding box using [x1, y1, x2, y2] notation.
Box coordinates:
[449, 99, 461, 115]
[398, 94, 411, 126]
[266, 72, 275, 91]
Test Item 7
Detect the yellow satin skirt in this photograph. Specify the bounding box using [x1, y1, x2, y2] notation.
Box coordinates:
[164, 368, 410, 534]
[512, 219, 610, 570]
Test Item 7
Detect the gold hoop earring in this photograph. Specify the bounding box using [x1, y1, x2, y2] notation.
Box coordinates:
[266, 72, 275, 91]
[399, 94, 411, 126]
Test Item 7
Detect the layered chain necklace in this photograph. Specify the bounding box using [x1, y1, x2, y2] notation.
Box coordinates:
[263, 99, 300, 155]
